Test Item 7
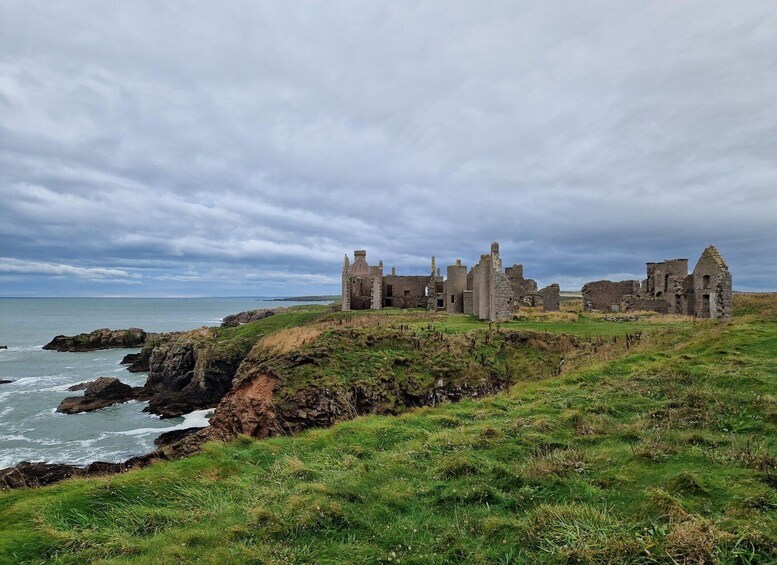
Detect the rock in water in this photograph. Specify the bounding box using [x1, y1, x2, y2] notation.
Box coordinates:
[0, 380, 12, 385]
[221, 309, 276, 327]
[43, 328, 148, 352]
[0, 345, 7, 350]
[57, 377, 139, 414]
[120, 352, 141, 365]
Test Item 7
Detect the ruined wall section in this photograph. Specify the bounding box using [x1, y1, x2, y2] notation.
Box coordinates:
[382, 275, 428, 308]
[341, 255, 351, 311]
[370, 265, 383, 310]
[582, 280, 640, 312]
[463, 291, 473, 315]
[692, 246, 732, 319]
[537, 284, 560, 312]
[492, 270, 514, 322]
[623, 296, 670, 314]
[471, 264, 480, 317]
[445, 260, 467, 314]
[476, 255, 491, 319]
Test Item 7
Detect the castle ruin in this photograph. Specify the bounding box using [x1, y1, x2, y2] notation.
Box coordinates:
[581, 246, 732, 318]
[342, 242, 560, 322]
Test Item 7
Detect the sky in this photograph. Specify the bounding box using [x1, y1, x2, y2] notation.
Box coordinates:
[0, 1, 775, 297]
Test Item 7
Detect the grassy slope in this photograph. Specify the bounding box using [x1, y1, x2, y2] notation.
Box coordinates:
[1, 297, 776, 564]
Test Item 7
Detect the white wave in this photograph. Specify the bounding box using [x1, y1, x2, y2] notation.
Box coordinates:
[10, 375, 73, 386]
[181, 408, 213, 428]
[111, 408, 211, 437]
[0, 345, 44, 352]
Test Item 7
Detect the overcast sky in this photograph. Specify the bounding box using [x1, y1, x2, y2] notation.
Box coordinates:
[0, 1, 775, 297]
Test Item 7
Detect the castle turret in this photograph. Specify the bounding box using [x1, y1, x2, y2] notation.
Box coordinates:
[342, 254, 351, 311]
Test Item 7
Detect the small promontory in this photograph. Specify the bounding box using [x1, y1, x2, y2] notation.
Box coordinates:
[43, 328, 148, 352]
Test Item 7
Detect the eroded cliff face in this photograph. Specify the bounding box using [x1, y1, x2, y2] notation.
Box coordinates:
[141, 329, 248, 418]
[206, 328, 572, 442]
[209, 374, 280, 439]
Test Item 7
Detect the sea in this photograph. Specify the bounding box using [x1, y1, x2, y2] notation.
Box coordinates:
[0, 297, 324, 469]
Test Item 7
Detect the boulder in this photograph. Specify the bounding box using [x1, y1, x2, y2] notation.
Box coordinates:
[43, 328, 148, 352]
[0, 380, 12, 385]
[0, 345, 7, 350]
[57, 377, 139, 414]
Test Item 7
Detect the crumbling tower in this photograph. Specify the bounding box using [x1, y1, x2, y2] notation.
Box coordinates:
[445, 259, 467, 313]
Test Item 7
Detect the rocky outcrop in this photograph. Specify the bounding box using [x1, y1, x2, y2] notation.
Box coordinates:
[0, 455, 160, 490]
[120, 352, 141, 365]
[153, 427, 205, 447]
[0, 345, 7, 350]
[140, 329, 246, 418]
[209, 374, 281, 439]
[0, 380, 12, 385]
[43, 328, 148, 352]
[221, 309, 276, 327]
[0, 425, 211, 490]
[57, 377, 140, 414]
[51, 327, 249, 419]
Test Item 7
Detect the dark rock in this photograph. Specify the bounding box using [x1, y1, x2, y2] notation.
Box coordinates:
[0, 462, 84, 489]
[120, 352, 141, 365]
[154, 427, 205, 447]
[0, 345, 7, 350]
[43, 328, 148, 352]
[0, 380, 12, 385]
[57, 377, 139, 414]
[127, 347, 152, 372]
[221, 309, 276, 327]
[140, 333, 244, 418]
[67, 381, 92, 391]
[0, 459, 146, 490]
[0, 434, 208, 490]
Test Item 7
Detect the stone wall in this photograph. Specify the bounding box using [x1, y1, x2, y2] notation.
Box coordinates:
[492, 270, 514, 322]
[445, 261, 468, 314]
[462, 290, 473, 315]
[382, 275, 428, 309]
[623, 296, 671, 314]
[582, 280, 640, 312]
[537, 284, 560, 312]
[691, 246, 732, 319]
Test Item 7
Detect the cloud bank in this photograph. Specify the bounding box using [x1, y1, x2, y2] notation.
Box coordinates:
[1, 1, 775, 296]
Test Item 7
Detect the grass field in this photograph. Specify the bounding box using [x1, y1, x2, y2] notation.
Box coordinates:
[1, 295, 775, 564]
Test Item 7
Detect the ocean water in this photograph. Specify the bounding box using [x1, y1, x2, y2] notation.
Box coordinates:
[0, 298, 323, 468]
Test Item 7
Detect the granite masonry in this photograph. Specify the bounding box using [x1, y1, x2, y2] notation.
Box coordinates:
[342, 242, 561, 322]
[581, 246, 732, 318]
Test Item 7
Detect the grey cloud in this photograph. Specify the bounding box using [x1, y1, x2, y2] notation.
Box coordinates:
[0, 1, 775, 296]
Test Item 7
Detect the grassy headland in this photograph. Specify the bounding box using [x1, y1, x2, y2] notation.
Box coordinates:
[1, 295, 775, 564]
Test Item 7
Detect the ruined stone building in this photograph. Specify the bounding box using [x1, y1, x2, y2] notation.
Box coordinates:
[581, 246, 732, 318]
[341, 243, 561, 322]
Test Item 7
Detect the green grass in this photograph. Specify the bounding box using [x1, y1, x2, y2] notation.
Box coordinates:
[211, 306, 332, 356]
[1, 298, 776, 563]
